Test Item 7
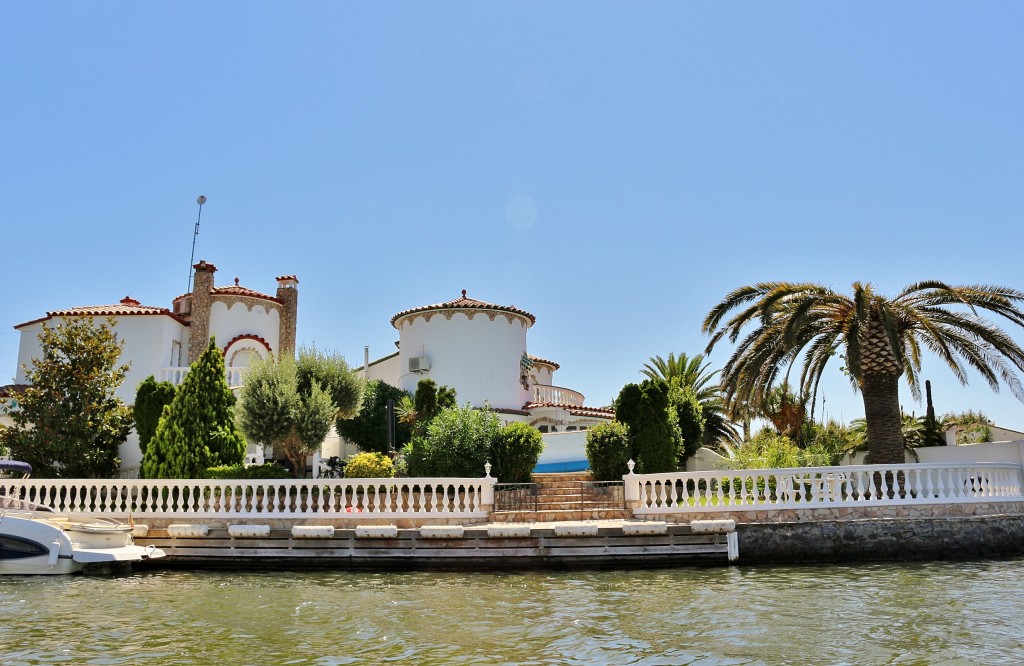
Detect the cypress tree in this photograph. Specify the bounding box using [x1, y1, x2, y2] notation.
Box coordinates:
[133, 376, 176, 457]
[615, 379, 681, 474]
[142, 338, 246, 478]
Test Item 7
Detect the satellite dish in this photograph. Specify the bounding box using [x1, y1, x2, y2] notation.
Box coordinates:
[197, 195, 207, 205]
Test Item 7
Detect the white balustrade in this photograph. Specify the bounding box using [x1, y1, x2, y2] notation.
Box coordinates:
[533, 384, 585, 406]
[6, 477, 495, 519]
[625, 462, 1024, 515]
[160, 366, 249, 387]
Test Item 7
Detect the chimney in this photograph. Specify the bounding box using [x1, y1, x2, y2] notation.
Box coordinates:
[188, 260, 217, 363]
[276, 275, 299, 359]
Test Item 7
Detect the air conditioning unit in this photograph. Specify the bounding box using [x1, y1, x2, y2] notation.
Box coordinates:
[409, 356, 431, 374]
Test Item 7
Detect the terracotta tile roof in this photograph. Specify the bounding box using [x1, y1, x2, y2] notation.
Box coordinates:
[391, 290, 536, 328]
[0, 384, 29, 399]
[211, 280, 283, 304]
[15, 297, 187, 329]
[490, 407, 532, 416]
[275, 275, 299, 282]
[524, 402, 615, 419]
[528, 355, 560, 370]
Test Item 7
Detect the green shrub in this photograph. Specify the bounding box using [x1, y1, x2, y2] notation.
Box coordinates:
[614, 380, 680, 474]
[337, 380, 412, 455]
[133, 376, 176, 458]
[586, 421, 631, 481]
[204, 462, 292, 479]
[344, 452, 395, 479]
[489, 422, 544, 483]
[405, 404, 501, 478]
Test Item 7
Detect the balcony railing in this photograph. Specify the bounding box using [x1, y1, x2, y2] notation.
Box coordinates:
[626, 462, 1024, 514]
[533, 384, 585, 406]
[161, 366, 247, 388]
[5, 477, 496, 519]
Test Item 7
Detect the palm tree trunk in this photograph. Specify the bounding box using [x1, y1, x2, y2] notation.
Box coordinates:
[861, 372, 905, 465]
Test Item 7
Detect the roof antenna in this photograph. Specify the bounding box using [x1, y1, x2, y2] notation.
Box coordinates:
[187, 195, 207, 293]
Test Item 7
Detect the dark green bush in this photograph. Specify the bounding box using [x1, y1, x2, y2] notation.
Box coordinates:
[204, 462, 292, 479]
[489, 422, 544, 483]
[344, 452, 395, 479]
[405, 405, 500, 478]
[585, 421, 631, 481]
[133, 376, 176, 457]
[337, 380, 412, 455]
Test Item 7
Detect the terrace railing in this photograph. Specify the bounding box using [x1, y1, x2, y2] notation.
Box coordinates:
[532, 384, 585, 407]
[2, 477, 496, 519]
[625, 462, 1024, 515]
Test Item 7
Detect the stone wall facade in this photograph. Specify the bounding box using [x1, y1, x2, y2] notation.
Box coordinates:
[276, 276, 299, 358]
[738, 513, 1024, 563]
[188, 261, 217, 363]
[641, 501, 1024, 524]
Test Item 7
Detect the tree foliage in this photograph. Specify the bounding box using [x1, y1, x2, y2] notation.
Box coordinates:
[642, 352, 737, 448]
[337, 380, 412, 455]
[133, 376, 176, 458]
[1, 317, 133, 478]
[236, 348, 357, 477]
[704, 281, 1024, 465]
[403, 404, 501, 478]
[668, 384, 705, 466]
[614, 380, 680, 474]
[585, 421, 631, 481]
[489, 421, 544, 483]
[142, 338, 246, 478]
[397, 379, 458, 437]
[344, 451, 396, 479]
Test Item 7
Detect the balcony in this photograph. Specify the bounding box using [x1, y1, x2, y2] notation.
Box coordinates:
[533, 384, 585, 406]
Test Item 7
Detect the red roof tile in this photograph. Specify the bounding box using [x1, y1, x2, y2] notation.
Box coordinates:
[391, 290, 536, 328]
[211, 284, 283, 304]
[528, 355, 560, 370]
[15, 301, 187, 329]
[523, 402, 615, 419]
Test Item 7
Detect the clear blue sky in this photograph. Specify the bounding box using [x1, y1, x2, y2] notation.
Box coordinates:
[2, 3, 1023, 431]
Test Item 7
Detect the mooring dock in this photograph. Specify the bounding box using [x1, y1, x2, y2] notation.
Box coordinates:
[134, 519, 739, 569]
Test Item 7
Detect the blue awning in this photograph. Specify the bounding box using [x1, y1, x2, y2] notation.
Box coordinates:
[0, 460, 32, 475]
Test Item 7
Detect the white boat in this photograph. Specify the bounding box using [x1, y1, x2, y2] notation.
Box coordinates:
[1, 460, 165, 575]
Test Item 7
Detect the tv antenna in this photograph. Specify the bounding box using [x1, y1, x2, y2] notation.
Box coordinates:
[187, 195, 207, 293]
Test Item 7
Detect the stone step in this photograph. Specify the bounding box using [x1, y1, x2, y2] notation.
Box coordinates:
[490, 508, 633, 523]
[532, 473, 593, 483]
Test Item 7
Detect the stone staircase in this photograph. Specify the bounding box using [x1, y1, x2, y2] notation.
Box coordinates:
[490, 471, 632, 523]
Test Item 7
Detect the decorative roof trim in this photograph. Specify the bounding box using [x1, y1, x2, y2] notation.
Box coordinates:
[523, 401, 615, 418]
[489, 407, 533, 416]
[14, 304, 188, 329]
[211, 285, 283, 304]
[223, 334, 273, 356]
[528, 355, 560, 370]
[391, 290, 536, 329]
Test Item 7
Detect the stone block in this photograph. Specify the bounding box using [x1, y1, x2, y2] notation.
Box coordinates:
[487, 525, 533, 538]
[228, 524, 271, 538]
[355, 525, 399, 538]
[554, 524, 599, 537]
[131, 524, 150, 538]
[292, 525, 335, 539]
[690, 519, 736, 534]
[419, 525, 464, 539]
[167, 524, 209, 538]
[622, 521, 668, 536]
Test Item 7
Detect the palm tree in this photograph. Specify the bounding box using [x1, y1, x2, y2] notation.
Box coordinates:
[702, 281, 1024, 465]
[641, 352, 739, 447]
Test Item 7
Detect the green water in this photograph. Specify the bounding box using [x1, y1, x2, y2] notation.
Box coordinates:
[1, 559, 1022, 665]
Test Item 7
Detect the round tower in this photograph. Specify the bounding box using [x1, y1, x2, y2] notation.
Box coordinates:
[390, 290, 535, 410]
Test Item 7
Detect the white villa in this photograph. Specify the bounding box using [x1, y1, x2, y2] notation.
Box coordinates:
[363, 290, 614, 471]
[7, 260, 296, 475]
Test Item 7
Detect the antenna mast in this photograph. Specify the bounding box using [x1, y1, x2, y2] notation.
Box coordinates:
[187, 195, 207, 293]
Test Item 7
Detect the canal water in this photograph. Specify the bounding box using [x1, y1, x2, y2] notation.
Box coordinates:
[2, 559, 1022, 665]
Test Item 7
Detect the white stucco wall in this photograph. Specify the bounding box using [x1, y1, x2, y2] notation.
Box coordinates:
[396, 312, 532, 410]
[539, 431, 588, 465]
[365, 353, 402, 387]
[208, 301, 281, 357]
[15, 315, 188, 404]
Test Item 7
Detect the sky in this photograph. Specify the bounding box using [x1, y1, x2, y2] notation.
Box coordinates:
[2, 3, 1023, 431]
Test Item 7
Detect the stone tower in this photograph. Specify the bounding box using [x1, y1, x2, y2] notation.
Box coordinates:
[188, 260, 217, 363]
[276, 275, 299, 358]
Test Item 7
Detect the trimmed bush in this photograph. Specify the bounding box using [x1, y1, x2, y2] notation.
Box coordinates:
[204, 462, 292, 479]
[133, 376, 176, 457]
[586, 421, 631, 481]
[344, 452, 395, 479]
[615, 380, 681, 474]
[405, 404, 501, 478]
[489, 422, 544, 483]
